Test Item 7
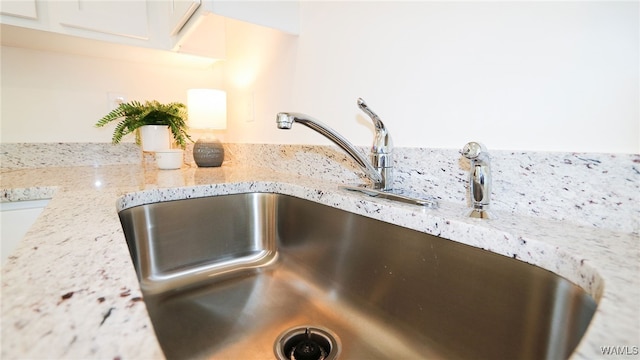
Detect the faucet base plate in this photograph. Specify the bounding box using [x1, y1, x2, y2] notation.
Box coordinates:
[341, 185, 438, 208]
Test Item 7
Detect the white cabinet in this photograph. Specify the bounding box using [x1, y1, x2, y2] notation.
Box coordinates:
[1, 0, 45, 30]
[168, 0, 227, 59]
[1, 0, 165, 50]
[201, 1, 299, 35]
[169, 0, 201, 36]
[1, 0, 299, 60]
[56, 0, 149, 40]
[171, 0, 299, 58]
[0, 0, 37, 19]
[171, 10, 226, 59]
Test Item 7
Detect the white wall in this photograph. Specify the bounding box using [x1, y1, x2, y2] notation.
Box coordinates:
[225, 1, 639, 154]
[0, 45, 223, 143]
[222, 16, 299, 145]
[1, 1, 638, 154]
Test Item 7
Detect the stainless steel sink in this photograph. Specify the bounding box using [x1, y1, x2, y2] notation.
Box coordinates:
[118, 192, 596, 360]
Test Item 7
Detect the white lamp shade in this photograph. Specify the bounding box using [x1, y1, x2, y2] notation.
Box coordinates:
[187, 89, 227, 130]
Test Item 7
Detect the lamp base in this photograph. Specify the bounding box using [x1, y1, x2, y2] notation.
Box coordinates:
[193, 138, 224, 167]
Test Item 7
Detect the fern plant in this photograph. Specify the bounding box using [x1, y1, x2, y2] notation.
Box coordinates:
[96, 100, 192, 148]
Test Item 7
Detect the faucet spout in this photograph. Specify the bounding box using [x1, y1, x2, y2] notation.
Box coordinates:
[276, 113, 294, 129]
[276, 111, 385, 188]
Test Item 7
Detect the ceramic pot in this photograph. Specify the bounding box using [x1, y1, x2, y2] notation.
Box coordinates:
[140, 125, 171, 152]
[156, 149, 184, 170]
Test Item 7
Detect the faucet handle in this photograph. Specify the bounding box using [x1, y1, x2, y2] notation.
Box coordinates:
[357, 98, 385, 132]
[357, 98, 393, 190]
[357, 98, 393, 153]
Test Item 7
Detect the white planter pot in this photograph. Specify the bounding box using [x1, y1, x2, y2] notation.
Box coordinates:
[139, 125, 171, 152]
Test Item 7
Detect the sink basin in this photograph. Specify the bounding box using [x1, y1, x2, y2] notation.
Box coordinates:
[118, 192, 596, 360]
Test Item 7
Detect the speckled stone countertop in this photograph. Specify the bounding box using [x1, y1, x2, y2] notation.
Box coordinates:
[1, 144, 638, 359]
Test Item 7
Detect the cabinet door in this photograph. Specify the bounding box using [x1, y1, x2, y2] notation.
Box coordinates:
[205, 1, 299, 35]
[169, 0, 201, 36]
[0, 0, 38, 19]
[56, 0, 149, 40]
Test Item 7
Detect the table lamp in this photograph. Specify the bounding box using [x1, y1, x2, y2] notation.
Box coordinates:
[188, 89, 227, 167]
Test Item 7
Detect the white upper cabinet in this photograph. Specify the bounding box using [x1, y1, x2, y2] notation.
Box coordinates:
[0, 0, 299, 60]
[56, 0, 149, 40]
[0, 0, 37, 19]
[168, 0, 201, 36]
[171, 1, 299, 58]
[171, 10, 226, 59]
[201, 0, 299, 35]
[1, 0, 160, 48]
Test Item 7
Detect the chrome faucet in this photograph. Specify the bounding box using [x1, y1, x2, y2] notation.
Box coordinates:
[276, 98, 393, 191]
[461, 142, 492, 219]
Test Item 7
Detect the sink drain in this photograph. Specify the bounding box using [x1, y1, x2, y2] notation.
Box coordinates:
[274, 326, 341, 360]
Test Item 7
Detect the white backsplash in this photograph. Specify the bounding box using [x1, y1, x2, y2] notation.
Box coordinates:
[2, 142, 638, 233]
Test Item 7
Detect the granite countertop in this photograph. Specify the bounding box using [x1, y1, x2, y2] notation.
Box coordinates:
[1, 162, 638, 359]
